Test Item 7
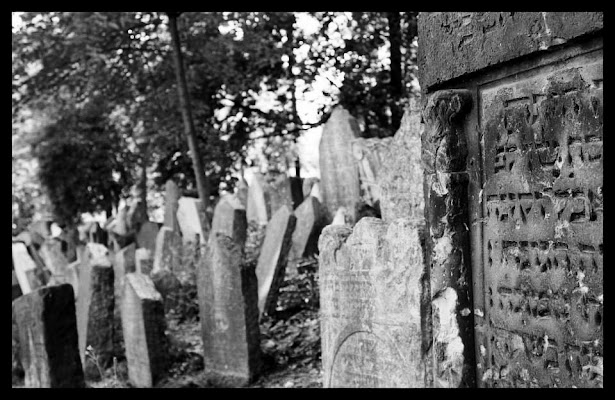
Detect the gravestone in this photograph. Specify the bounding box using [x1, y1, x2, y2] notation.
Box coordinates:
[255, 205, 296, 316]
[163, 180, 181, 232]
[319, 218, 426, 387]
[39, 238, 69, 283]
[136, 221, 159, 254]
[13, 284, 85, 387]
[289, 196, 322, 264]
[246, 172, 270, 224]
[75, 243, 115, 373]
[418, 12, 603, 388]
[264, 173, 294, 216]
[152, 227, 182, 274]
[121, 273, 168, 387]
[112, 206, 129, 236]
[378, 99, 425, 222]
[126, 198, 148, 232]
[352, 136, 393, 211]
[66, 260, 80, 299]
[177, 197, 209, 244]
[135, 248, 154, 275]
[244, 221, 267, 266]
[198, 194, 262, 385]
[12, 242, 44, 295]
[236, 176, 249, 208]
[302, 177, 319, 200]
[113, 243, 136, 302]
[319, 106, 362, 225]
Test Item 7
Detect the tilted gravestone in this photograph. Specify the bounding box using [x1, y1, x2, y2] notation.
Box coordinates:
[418, 12, 603, 388]
[136, 221, 159, 254]
[12, 242, 44, 295]
[121, 273, 168, 387]
[319, 218, 426, 388]
[13, 284, 85, 387]
[255, 205, 296, 316]
[152, 226, 182, 274]
[177, 197, 209, 245]
[39, 238, 69, 283]
[288, 196, 322, 266]
[163, 180, 181, 232]
[378, 99, 424, 223]
[75, 243, 115, 374]
[198, 195, 262, 385]
[319, 106, 362, 225]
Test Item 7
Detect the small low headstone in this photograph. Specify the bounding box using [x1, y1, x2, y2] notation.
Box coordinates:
[289, 196, 322, 266]
[198, 195, 262, 385]
[177, 197, 209, 244]
[13, 284, 85, 387]
[75, 243, 115, 375]
[255, 205, 296, 316]
[121, 273, 168, 388]
[135, 248, 153, 275]
[152, 227, 182, 274]
[136, 221, 159, 254]
[12, 242, 44, 295]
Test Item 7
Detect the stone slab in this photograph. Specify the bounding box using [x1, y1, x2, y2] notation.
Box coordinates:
[163, 180, 181, 232]
[177, 197, 208, 244]
[289, 196, 322, 262]
[12, 242, 43, 295]
[152, 227, 182, 274]
[136, 221, 159, 254]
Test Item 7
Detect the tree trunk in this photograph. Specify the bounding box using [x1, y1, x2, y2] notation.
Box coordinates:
[168, 12, 211, 227]
[387, 11, 403, 133]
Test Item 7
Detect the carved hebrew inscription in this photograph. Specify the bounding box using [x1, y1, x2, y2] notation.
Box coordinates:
[478, 56, 602, 388]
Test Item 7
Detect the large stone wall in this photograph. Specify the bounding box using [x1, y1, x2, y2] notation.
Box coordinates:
[418, 12, 603, 388]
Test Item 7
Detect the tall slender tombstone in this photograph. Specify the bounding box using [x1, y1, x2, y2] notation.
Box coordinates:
[12, 242, 44, 295]
[163, 179, 181, 232]
[113, 243, 136, 305]
[319, 218, 427, 387]
[13, 284, 85, 387]
[420, 90, 475, 388]
[198, 194, 262, 385]
[246, 172, 270, 224]
[264, 173, 294, 217]
[152, 227, 182, 274]
[121, 273, 168, 387]
[75, 243, 115, 374]
[255, 205, 296, 316]
[288, 196, 322, 271]
[419, 12, 603, 388]
[319, 106, 362, 225]
[177, 197, 209, 245]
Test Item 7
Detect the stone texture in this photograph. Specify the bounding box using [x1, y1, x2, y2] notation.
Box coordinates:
[152, 226, 182, 274]
[198, 194, 262, 385]
[75, 243, 115, 373]
[302, 177, 319, 199]
[151, 269, 181, 313]
[39, 238, 69, 283]
[255, 205, 296, 316]
[319, 106, 362, 224]
[246, 172, 270, 224]
[136, 221, 159, 254]
[177, 196, 209, 244]
[135, 248, 154, 275]
[163, 180, 181, 232]
[289, 196, 322, 263]
[113, 243, 136, 302]
[418, 12, 603, 92]
[318, 218, 427, 388]
[421, 89, 476, 388]
[12, 242, 44, 295]
[378, 99, 425, 222]
[13, 284, 85, 387]
[121, 273, 168, 387]
[264, 173, 294, 216]
[352, 136, 393, 211]
[243, 221, 267, 266]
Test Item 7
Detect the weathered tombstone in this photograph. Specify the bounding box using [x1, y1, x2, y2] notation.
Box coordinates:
[198, 195, 262, 385]
[136, 221, 159, 254]
[243, 221, 267, 266]
[151, 269, 181, 312]
[163, 180, 181, 232]
[121, 273, 168, 387]
[13, 284, 85, 387]
[378, 99, 424, 222]
[319, 106, 362, 225]
[135, 248, 154, 275]
[177, 196, 209, 244]
[75, 243, 115, 374]
[264, 173, 294, 216]
[288, 196, 322, 264]
[351, 136, 393, 211]
[246, 172, 270, 224]
[319, 218, 426, 388]
[12, 242, 44, 294]
[255, 205, 296, 316]
[39, 238, 69, 283]
[418, 12, 603, 388]
[152, 226, 182, 274]
[113, 243, 136, 302]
